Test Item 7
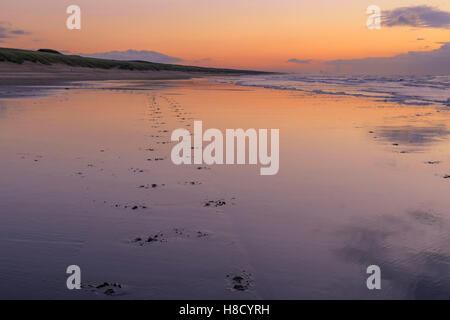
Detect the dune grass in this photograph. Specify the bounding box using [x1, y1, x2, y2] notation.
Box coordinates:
[0, 47, 267, 74]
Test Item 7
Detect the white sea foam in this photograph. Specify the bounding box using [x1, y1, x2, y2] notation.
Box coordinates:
[213, 74, 450, 107]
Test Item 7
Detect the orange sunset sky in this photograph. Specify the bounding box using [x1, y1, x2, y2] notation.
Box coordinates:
[0, 0, 449, 71]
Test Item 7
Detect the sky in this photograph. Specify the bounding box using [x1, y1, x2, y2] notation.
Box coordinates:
[0, 0, 449, 71]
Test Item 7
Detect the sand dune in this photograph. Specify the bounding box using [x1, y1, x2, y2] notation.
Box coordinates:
[0, 62, 208, 86]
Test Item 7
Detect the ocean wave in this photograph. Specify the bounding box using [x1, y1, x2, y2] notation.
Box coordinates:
[213, 74, 450, 107]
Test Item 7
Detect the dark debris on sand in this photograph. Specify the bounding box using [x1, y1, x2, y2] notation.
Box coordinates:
[111, 203, 148, 210]
[138, 183, 165, 189]
[203, 197, 236, 208]
[132, 228, 210, 246]
[132, 233, 165, 246]
[204, 200, 226, 207]
[226, 271, 253, 292]
[81, 282, 124, 296]
[181, 181, 202, 186]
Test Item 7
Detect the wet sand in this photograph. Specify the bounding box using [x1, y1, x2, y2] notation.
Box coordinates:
[1, 79, 450, 299]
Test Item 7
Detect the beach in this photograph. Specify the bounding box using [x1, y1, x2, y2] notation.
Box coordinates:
[0, 62, 212, 86]
[1, 76, 450, 299]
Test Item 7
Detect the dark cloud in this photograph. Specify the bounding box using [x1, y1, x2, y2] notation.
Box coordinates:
[0, 22, 30, 39]
[287, 58, 312, 64]
[383, 6, 450, 29]
[0, 26, 9, 39]
[10, 29, 29, 35]
[81, 49, 182, 64]
[327, 42, 450, 75]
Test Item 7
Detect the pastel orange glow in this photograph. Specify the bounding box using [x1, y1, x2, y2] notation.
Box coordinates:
[1, 0, 449, 70]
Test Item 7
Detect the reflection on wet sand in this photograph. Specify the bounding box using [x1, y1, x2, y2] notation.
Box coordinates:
[374, 125, 450, 149]
[336, 208, 450, 299]
[0, 79, 450, 299]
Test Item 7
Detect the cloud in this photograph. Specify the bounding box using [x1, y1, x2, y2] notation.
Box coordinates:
[10, 29, 29, 35]
[287, 58, 312, 64]
[327, 42, 450, 75]
[188, 57, 212, 64]
[0, 22, 30, 39]
[80, 50, 182, 64]
[383, 6, 450, 29]
[0, 27, 8, 39]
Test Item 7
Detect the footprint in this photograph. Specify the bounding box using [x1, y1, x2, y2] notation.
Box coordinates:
[204, 200, 226, 207]
[226, 271, 253, 291]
